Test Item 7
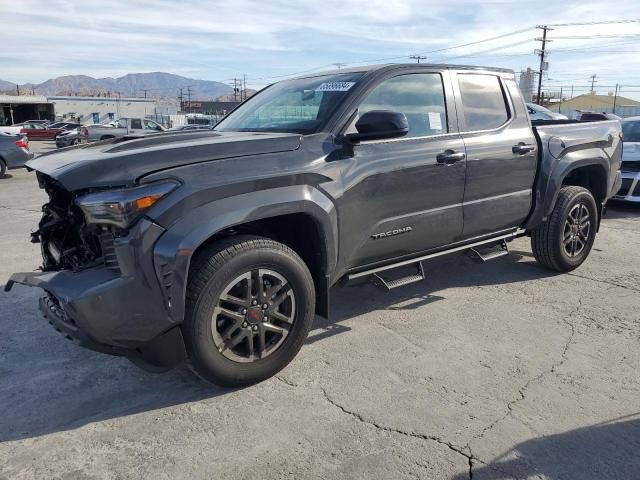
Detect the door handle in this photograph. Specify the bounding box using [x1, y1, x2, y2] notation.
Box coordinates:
[436, 150, 466, 165]
[512, 143, 535, 155]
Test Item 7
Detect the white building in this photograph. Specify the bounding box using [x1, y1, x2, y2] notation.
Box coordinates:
[49, 96, 157, 125]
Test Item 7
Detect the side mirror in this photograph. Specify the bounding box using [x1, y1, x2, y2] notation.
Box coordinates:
[347, 110, 409, 142]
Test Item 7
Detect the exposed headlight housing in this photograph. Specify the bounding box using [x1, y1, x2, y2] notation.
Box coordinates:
[76, 180, 179, 228]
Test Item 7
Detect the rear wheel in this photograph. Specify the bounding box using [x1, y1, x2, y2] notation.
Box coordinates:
[531, 186, 598, 272]
[184, 236, 315, 386]
[0, 159, 6, 177]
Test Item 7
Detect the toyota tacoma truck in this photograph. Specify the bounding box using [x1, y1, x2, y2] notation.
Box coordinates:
[6, 64, 622, 386]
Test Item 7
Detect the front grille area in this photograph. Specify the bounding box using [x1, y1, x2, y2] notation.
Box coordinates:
[617, 178, 633, 197]
[35, 172, 105, 271]
[633, 182, 640, 197]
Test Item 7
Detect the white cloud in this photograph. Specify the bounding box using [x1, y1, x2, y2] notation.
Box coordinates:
[1, 0, 639, 98]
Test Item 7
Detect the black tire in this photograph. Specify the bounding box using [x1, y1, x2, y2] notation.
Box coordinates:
[184, 236, 315, 387]
[531, 186, 598, 272]
[0, 159, 6, 177]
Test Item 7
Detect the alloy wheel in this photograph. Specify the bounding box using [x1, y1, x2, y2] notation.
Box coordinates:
[563, 203, 591, 257]
[211, 269, 295, 363]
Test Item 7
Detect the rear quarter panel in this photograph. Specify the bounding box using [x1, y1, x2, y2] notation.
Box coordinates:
[525, 120, 622, 229]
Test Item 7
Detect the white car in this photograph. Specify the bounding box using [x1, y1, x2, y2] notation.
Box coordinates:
[615, 116, 640, 202]
[526, 103, 568, 121]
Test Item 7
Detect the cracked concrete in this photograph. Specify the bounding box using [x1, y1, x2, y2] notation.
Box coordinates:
[1, 167, 639, 479]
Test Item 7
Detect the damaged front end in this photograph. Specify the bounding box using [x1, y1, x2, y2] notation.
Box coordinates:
[6, 171, 187, 372]
[32, 172, 113, 273]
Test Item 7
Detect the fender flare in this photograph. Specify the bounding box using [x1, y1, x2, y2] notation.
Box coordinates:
[524, 152, 610, 230]
[153, 185, 338, 323]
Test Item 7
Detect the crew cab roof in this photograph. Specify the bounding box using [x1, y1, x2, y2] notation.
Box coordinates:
[296, 63, 515, 79]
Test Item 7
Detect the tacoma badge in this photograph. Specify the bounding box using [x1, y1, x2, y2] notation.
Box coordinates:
[371, 226, 412, 239]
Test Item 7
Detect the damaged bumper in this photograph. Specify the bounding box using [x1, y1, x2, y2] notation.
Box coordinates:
[6, 219, 187, 372]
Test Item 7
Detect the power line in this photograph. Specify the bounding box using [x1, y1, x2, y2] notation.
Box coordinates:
[546, 19, 640, 27]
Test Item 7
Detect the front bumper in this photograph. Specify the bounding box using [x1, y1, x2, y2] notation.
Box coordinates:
[5, 218, 187, 371]
[614, 170, 640, 202]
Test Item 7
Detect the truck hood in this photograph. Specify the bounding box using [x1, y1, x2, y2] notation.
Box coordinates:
[26, 130, 301, 191]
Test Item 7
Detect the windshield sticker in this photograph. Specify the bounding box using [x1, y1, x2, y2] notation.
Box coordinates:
[315, 81, 355, 92]
[428, 112, 443, 130]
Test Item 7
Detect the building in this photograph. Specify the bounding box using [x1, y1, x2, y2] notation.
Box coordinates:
[0, 94, 157, 125]
[556, 92, 640, 118]
[49, 96, 157, 125]
[518, 68, 537, 103]
[0, 95, 53, 125]
[181, 101, 240, 116]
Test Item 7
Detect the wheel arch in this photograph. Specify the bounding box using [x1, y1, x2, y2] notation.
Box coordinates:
[524, 155, 610, 230]
[153, 185, 338, 323]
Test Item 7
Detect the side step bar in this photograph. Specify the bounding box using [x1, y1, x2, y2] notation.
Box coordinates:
[467, 240, 509, 263]
[347, 229, 525, 282]
[372, 262, 425, 291]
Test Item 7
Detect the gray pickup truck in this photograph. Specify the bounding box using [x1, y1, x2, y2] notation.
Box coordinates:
[7, 64, 622, 386]
[83, 117, 165, 142]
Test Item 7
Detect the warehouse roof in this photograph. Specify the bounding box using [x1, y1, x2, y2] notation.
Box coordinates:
[559, 93, 640, 109]
[0, 95, 50, 104]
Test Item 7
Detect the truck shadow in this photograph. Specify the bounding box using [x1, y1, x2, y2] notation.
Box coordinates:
[0, 249, 557, 443]
[450, 415, 640, 480]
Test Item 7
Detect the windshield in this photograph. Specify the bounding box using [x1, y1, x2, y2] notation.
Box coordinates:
[623, 120, 640, 142]
[215, 72, 364, 134]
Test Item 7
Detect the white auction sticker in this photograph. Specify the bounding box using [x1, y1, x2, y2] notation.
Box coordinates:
[428, 112, 443, 130]
[315, 81, 355, 92]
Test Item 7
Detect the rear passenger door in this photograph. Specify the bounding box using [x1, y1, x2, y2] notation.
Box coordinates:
[454, 72, 537, 238]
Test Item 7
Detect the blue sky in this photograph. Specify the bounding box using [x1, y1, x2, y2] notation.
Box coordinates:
[2, 0, 640, 98]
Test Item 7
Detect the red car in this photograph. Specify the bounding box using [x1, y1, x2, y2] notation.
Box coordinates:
[19, 124, 66, 140]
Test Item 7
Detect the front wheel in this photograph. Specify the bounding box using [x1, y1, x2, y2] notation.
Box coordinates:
[184, 236, 315, 387]
[531, 186, 598, 272]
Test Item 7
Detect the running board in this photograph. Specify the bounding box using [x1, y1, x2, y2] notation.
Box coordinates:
[467, 240, 509, 263]
[347, 229, 525, 282]
[372, 262, 425, 291]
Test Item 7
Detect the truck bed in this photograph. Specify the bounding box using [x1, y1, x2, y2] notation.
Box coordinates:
[526, 119, 623, 229]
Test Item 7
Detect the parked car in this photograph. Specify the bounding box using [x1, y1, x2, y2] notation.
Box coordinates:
[526, 103, 568, 121]
[7, 64, 622, 386]
[615, 116, 640, 202]
[0, 133, 33, 176]
[17, 123, 67, 140]
[55, 129, 84, 148]
[578, 112, 622, 122]
[49, 122, 82, 131]
[83, 118, 166, 141]
[0, 121, 49, 135]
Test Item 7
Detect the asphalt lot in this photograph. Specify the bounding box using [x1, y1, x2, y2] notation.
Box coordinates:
[1, 146, 639, 479]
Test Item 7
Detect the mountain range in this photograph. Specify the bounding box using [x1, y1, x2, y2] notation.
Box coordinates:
[0, 72, 233, 100]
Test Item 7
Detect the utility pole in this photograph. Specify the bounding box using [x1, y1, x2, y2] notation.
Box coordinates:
[16, 84, 20, 96]
[142, 89, 148, 98]
[613, 84, 619, 113]
[186, 86, 192, 114]
[179, 87, 184, 112]
[535, 25, 552, 104]
[243, 74, 247, 102]
[589, 74, 598, 94]
[558, 87, 563, 113]
[333, 63, 347, 70]
[231, 78, 240, 102]
[409, 54, 427, 63]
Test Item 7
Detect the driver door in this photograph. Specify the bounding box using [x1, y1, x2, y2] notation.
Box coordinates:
[336, 71, 466, 270]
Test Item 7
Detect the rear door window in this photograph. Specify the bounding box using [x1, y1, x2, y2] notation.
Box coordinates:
[458, 74, 509, 131]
